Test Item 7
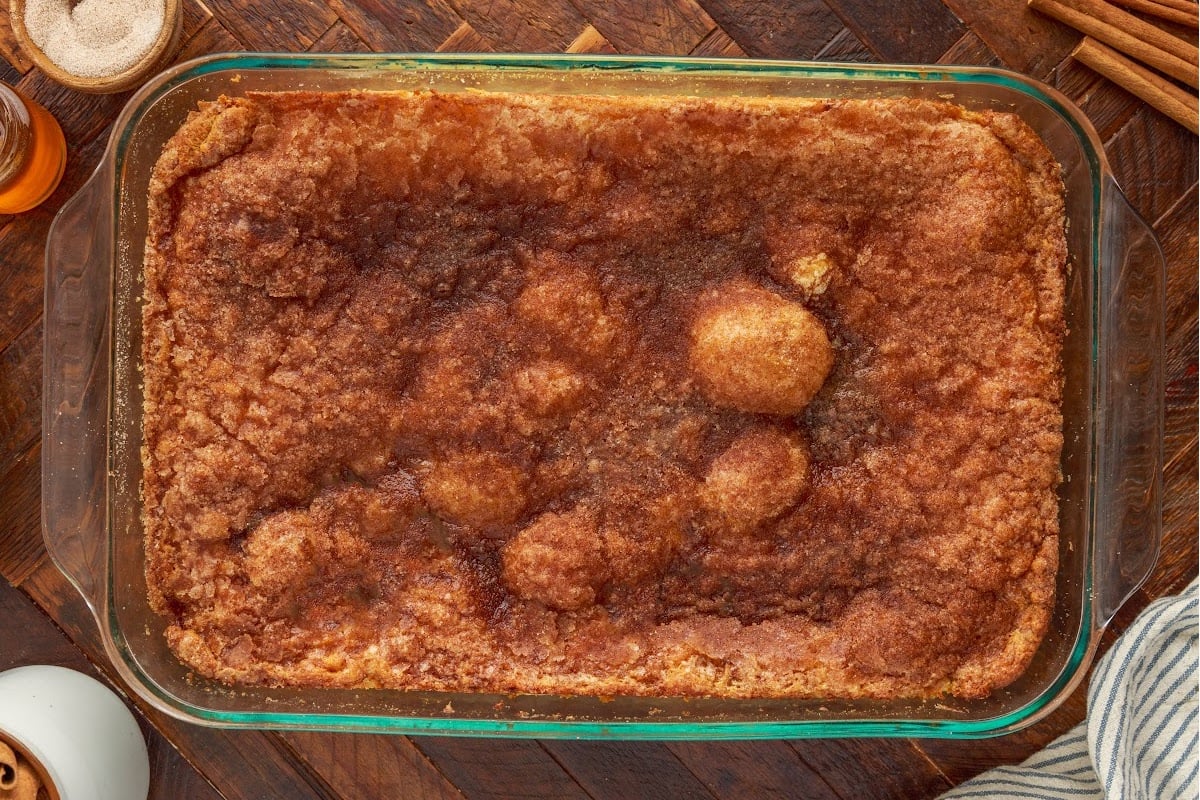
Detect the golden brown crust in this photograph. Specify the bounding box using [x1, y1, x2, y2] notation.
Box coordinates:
[142, 90, 1065, 699]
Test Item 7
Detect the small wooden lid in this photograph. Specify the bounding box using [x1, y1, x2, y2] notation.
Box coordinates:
[7, 0, 183, 94]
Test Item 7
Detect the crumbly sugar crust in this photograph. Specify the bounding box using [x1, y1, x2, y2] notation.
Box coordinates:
[142, 91, 1066, 699]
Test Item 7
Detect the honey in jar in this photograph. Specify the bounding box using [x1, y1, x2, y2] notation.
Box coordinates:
[0, 83, 66, 214]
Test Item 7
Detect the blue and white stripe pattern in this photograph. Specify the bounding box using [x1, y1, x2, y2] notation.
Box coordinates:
[941, 580, 1197, 800]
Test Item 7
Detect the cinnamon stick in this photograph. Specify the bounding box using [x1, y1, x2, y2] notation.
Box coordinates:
[1109, 0, 1200, 27]
[1061, 0, 1198, 62]
[0, 741, 42, 800]
[1074, 37, 1199, 132]
[0, 741, 15, 792]
[1122, 0, 1199, 13]
[1029, 0, 1200, 87]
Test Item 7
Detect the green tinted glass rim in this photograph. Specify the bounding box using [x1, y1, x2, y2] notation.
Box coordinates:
[107, 636, 1092, 738]
[107, 605, 1091, 738]
[106, 52, 1103, 738]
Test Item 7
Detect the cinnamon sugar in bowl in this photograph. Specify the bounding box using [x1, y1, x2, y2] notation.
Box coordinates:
[8, 0, 182, 93]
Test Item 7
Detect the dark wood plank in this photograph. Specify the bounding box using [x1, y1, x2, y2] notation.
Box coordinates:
[694, 0, 843, 59]
[1, 572, 86, 669]
[936, 30, 1003, 66]
[1149, 184, 1199, 600]
[814, 27, 878, 62]
[204, 0, 337, 50]
[0, 443, 41, 586]
[941, 0, 1079, 77]
[1105, 107, 1200, 223]
[413, 739, 591, 800]
[1157, 427, 1199, 594]
[0, 4, 34, 73]
[173, 17, 246, 63]
[1054, 56, 1142, 140]
[309, 21, 373, 53]
[0, 320, 39, 481]
[823, 0, 967, 62]
[0, 223, 46, 355]
[667, 741, 841, 800]
[180, 0, 216, 46]
[328, 0, 464, 52]
[446, 0, 588, 51]
[0, 578, 225, 800]
[0, 57, 20, 89]
[566, 25, 620, 55]
[282, 732, 466, 800]
[690, 27, 749, 57]
[541, 740, 720, 800]
[569, 0, 717, 55]
[436, 21, 496, 53]
[790, 740, 953, 800]
[148, 738, 228, 800]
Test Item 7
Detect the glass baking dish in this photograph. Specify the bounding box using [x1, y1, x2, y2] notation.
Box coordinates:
[42, 53, 1164, 738]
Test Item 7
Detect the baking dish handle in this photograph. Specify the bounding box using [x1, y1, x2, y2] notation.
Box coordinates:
[1093, 177, 1165, 628]
[41, 167, 113, 619]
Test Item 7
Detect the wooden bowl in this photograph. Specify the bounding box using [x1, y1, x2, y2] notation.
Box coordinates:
[8, 0, 183, 94]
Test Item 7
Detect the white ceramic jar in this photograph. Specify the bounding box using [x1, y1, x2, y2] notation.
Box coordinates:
[0, 666, 149, 800]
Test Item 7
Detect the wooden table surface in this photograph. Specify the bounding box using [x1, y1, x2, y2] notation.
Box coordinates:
[0, 1, 1196, 798]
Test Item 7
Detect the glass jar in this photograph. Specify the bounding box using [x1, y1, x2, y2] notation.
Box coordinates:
[0, 83, 66, 214]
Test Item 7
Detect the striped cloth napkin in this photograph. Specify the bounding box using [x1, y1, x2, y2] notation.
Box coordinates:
[941, 580, 1198, 800]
